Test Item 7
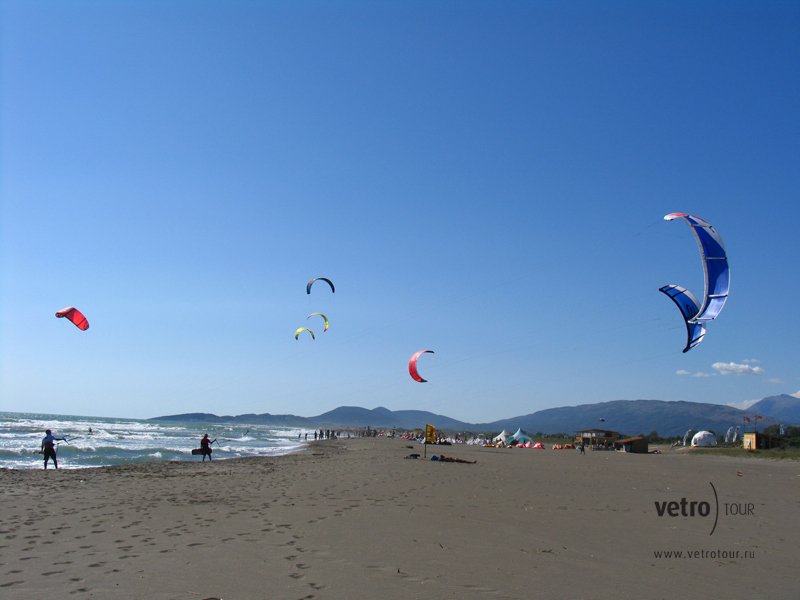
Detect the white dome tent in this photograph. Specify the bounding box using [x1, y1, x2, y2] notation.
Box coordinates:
[691, 431, 717, 447]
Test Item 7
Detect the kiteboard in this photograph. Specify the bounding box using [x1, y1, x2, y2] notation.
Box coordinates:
[191, 448, 211, 456]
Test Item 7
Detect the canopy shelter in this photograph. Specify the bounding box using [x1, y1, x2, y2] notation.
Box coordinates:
[492, 430, 511, 445]
[506, 428, 535, 445]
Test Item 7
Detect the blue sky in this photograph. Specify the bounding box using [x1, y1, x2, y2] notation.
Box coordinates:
[1, 0, 798, 422]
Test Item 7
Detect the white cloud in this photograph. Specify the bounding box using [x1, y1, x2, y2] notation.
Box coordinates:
[792, 390, 800, 399]
[712, 362, 766, 376]
[765, 378, 786, 384]
[727, 399, 761, 410]
[676, 369, 715, 377]
[742, 359, 761, 364]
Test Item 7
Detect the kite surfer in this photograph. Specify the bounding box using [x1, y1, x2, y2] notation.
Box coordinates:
[41, 429, 67, 469]
[200, 434, 217, 461]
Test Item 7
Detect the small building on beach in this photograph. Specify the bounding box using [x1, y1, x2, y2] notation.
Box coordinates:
[613, 436, 649, 454]
[574, 429, 621, 449]
[743, 432, 784, 450]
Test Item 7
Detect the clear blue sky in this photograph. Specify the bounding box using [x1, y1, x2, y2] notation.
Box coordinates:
[2, 0, 798, 422]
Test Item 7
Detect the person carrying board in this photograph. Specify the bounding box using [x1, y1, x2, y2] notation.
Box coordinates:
[199, 434, 217, 461]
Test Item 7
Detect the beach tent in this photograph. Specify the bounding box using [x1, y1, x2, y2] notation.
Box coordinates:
[492, 430, 511, 445]
[691, 431, 717, 447]
[506, 428, 535, 445]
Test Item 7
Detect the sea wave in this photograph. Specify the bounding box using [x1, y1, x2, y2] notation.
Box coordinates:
[0, 412, 305, 469]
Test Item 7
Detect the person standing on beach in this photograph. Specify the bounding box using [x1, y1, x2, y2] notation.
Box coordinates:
[200, 434, 216, 461]
[41, 429, 66, 469]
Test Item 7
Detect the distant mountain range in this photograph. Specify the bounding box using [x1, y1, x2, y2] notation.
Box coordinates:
[151, 395, 800, 437]
[748, 394, 800, 424]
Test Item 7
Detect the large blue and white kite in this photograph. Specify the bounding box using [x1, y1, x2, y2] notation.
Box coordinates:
[660, 213, 729, 352]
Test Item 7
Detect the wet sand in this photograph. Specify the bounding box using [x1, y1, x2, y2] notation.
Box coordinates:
[1, 438, 797, 599]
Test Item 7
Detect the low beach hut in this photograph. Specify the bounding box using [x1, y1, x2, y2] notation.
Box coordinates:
[614, 436, 649, 453]
[743, 432, 784, 450]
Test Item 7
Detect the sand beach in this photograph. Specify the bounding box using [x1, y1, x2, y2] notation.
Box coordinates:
[1, 438, 797, 599]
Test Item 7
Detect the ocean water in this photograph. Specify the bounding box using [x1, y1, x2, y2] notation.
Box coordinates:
[0, 412, 307, 470]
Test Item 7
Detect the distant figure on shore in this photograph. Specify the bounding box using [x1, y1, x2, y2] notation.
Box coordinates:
[200, 434, 217, 461]
[579, 444, 585, 455]
[41, 429, 67, 469]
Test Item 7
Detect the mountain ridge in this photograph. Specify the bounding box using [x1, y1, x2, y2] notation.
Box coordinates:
[151, 396, 800, 437]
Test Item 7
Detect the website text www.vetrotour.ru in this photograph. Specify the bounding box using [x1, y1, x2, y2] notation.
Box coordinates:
[653, 549, 755, 559]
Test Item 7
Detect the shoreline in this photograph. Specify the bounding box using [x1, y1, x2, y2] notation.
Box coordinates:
[1, 437, 797, 599]
[1, 442, 311, 472]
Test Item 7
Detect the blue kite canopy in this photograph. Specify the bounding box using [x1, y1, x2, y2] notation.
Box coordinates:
[659, 284, 706, 351]
[659, 213, 729, 352]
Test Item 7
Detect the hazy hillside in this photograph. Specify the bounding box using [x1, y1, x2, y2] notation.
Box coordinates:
[152, 397, 791, 437]
[747, 394, 800, 424]
[483, 399, 784, 437]
[153, 412, 314, 427]
[313, 406, 471, 430]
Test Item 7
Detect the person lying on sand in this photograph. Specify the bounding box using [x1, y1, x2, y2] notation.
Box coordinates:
[432, 455, 476, 464]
